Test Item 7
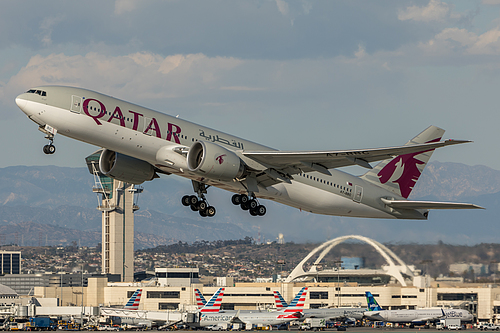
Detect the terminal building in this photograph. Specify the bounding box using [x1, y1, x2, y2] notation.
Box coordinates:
[30, 236, 500, 323]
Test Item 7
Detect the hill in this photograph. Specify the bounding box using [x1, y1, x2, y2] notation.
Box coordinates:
[0, 161, 498, 247]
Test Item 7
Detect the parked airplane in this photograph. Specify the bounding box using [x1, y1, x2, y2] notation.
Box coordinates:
[101, 289, 155, 328]
[16, 86, 483, 219]
[100, 289, 183, 326]
[273, 290, 364, 320]
[363, 292, 472, 324]
[192, 287, 308, 329]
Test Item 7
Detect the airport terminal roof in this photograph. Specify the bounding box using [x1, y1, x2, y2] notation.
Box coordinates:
[0, 284, 18, 297]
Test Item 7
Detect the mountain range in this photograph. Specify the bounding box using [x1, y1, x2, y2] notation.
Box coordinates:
[0, 161, 498, 249]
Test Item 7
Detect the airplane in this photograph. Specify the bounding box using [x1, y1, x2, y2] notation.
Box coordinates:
[273, 290, 365, 320]
[15, 86, 483, 219]
[100, 288, 183, 327]
[192, 287, 308, 329]
[363, 292, 473, 325]
[101, 289, 155, 329]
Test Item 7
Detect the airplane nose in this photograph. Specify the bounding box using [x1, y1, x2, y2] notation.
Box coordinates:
[15, 95, 27, 111]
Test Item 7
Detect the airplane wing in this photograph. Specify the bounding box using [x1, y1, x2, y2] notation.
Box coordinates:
[242, 139, 470, 176]
[380, 198, 484, 210]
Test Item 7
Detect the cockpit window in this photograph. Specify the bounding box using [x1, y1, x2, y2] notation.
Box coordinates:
[26, 89, 47, 96]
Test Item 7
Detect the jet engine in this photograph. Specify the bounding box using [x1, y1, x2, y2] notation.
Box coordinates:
[99, 149, 155, 184]
[187, 141, 246, 181]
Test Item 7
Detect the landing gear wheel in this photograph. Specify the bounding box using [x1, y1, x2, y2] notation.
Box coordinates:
[206, 206, 216, 217]
[249, 199, 258, 210]
[240, 195, 249, 204]
[199, 209, 207, 217]
[181, 195, 191, 206]
[256, 205, 266, 216]
[189, 195, 198, 206]
[43, 144, 56, 155]
[241, 202, 249, 210]
[190, 204, 199, 211]
[198, 201, 208, 211]
[250, 208, 258, 216]
[231, 194, 241, 205]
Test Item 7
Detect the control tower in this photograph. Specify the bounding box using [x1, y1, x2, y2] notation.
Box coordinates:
[85, 151, 142, 282]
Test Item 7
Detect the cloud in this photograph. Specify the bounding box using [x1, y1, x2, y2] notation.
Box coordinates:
[398, 0, 457, 22]
[38, 15, 66, 47]
[114, 0, 138, 15]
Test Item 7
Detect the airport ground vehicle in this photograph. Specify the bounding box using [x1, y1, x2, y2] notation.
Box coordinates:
[299, 318, 326, 331]
[26, 317, 56, 330]
[478, 322, 500, 330]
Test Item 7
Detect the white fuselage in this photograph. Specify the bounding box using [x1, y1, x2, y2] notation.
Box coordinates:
[365, 309, 473, 323]
[15, 86, 427, 219]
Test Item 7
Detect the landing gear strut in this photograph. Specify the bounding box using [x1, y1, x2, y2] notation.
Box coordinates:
[181, 181, 216, 218]
[231, 193, 266, 216]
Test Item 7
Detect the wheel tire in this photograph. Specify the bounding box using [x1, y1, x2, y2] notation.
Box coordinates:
[190, 204, 199, 211]
[231, 194, 241, 205]
[48, 144, 56, 154]
[240, 195, 249, 204]
[206, 206, 216, 217]
[181, 196, 191, 206]
[199, 209, 207, 217]
[241, 202, 249, 210]
[257, 205, 266, 216]
[249, 199, 258, 210]
[249, 208, 258, 216]
[189, 195, 198, 205]
[198, 201, 208, 211]
[43, 145, 50, 154]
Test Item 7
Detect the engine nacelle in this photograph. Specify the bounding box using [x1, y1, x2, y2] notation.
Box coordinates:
[99, 149, 155, 184]
[187, 141, 246, 181]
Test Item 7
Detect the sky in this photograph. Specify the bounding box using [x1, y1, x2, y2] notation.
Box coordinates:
[2, 0, 500, 170]
[1, 0, 500, 246]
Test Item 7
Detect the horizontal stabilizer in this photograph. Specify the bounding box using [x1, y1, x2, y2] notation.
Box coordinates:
[380, 198, 484, 210]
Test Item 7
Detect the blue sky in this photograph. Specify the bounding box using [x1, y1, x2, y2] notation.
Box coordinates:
[1, 0, 499, 245]
[1, 1, 499, 169]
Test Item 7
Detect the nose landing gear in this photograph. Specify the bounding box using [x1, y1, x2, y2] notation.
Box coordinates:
[40, 125, 56, 155]
[231, 193, 266, 216]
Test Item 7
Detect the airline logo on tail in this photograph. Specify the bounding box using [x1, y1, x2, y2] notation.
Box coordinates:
[124, 289, 142, 310]
[273, 291, 288, 309]
[194, 288, 207, 309]
[378, 138, 440, 198]
[365, 291, 382, 312]
[200, 288, 225, 313]
[277, 287, 307, 319]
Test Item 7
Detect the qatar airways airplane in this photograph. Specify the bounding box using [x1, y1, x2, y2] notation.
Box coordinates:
[15, 86, 483, 218]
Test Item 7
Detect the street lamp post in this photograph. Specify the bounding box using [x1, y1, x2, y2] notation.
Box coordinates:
[334, 260, 343, 308]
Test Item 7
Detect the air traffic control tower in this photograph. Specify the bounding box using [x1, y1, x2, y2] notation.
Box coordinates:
[85, 151, 142, 282]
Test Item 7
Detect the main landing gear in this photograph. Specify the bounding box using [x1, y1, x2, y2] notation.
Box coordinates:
[231, 194, 266, 216]
[181, 181, 216, 218]
[181, 195, 216, 217]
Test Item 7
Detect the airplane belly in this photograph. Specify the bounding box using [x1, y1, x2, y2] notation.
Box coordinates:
[272, 181, 395, 218]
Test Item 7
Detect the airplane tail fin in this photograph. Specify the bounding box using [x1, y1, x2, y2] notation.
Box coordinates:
[200, 288, 225, 313]
[365, 291, 382, 311]
[283, 287, 308, 314]
[194, 288, 207, 309]
[124, 289, 142, 310]
[360, 125, 445, 199]
[273, 291, 289, 308]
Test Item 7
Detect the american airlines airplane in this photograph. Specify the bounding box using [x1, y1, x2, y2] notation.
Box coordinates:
[15, 86, 483, 218]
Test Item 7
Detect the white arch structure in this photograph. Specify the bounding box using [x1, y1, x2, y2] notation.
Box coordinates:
[284, 235, 415, 286]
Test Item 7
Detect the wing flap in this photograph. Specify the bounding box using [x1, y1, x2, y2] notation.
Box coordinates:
[381, 198, 484, 210]
[242, 139, 470, 173]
